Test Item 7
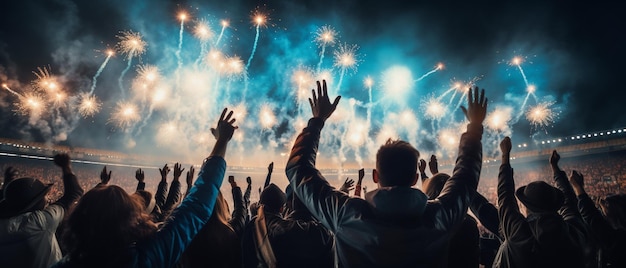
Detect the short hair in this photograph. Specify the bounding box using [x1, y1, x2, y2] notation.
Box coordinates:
[375, 139, 420, 187]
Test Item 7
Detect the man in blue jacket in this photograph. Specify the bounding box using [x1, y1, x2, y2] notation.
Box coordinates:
[286, 80, 487, 267]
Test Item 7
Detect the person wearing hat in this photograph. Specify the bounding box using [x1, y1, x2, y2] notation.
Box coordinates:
[493, 138, 587, 268]
[0, 153, 84, 268]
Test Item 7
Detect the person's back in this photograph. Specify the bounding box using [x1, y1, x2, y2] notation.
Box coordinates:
[0, 154, 83, 268]
[285, 82, 488, 267]
[494, 146, 586, 268]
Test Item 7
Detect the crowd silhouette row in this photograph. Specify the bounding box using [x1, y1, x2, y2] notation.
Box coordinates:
[0, 81, 625, 268]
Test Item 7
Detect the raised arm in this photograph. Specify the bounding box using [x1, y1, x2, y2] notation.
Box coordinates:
[496, 137, 530, 240]
[550, 150, 583, 222]
[285, 80, 347, 230]
[162, 163, 184, 215]
[52, 153, 84, 210]
[228, 176, 247, 237]
[419, 159, 428, 182]
[138, 107, 236, 268]
[96, 166, 111, 187]
[263, 162, 274, 189]
[569, 170, 619, 245]
[155, 164, 170, 210]
[184, 165, 195, 197]
[135, 168, 145, 192]
[434, 87, 486, 229]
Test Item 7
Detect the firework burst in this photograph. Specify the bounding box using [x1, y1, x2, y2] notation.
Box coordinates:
[526, 101, 558, 128]
[78, 93, 101, 117]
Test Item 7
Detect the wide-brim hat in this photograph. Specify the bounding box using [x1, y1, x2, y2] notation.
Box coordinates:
[0, 177, 53, 218]
[515, 181, 564, 213]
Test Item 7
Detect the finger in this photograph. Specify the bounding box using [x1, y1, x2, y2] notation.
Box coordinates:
[219, 108, 227, 121]
[479, 89, 485, 105]
[467, 87, 473, 105]
[473, 86, 478, 103]
[322, 80, 328, 98]
[308, 98, 314, 111]
[484, 98, 488, 108]
[311, 89, 317, 103]
[228, 118, 236, 124]
[225, 110, 234, 122]
[317, 81, 322, 101]
[332, 96, 341, 108]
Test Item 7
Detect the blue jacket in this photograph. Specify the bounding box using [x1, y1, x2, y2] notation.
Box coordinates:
[285, 118, 484, 267]
[53, 156, 226, 268]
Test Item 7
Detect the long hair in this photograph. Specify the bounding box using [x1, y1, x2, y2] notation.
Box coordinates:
[63, 185, 157, 259]
[180, 190, 240, 268]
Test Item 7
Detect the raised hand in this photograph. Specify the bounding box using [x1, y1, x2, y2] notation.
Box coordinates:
[460, 86, 488, 125]
[550, 150, 560, 168]
[228, 175, 237, 188]
[267, 162, 274, 173]
[500, 136, 512, 155]
[569, 170, 585, 195]
[309, 80, 341, 121]
[358, 168, 365, 180]
[53, 153, 71, 168]
[428, 155, 439, 174]
[340, 177, 355, 193]
[418, 159, 427, 174]
[159, 164, 170, 182]
[100, 166, 112, 185]
[135, 168, 144, 182]
[246, 176, 252, 185]
[210, 108, 238, 142]
[186, 165, 195, 186]
[173, 163, 185, 181]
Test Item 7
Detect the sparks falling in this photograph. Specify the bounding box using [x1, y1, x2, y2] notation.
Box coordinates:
[315, 25, 337, 73]
[78, 93, 101, 117]
[110, 101, 140, 129]
[333, 43, 359, 92]
[116, 31, 147, 98]
[526, 101, 558, 129]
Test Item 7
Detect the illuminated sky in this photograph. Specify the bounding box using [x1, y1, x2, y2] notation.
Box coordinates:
[0, 0, 624, 167]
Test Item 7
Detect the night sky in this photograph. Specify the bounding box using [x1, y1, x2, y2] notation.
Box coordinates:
[0, 0, 625, 164]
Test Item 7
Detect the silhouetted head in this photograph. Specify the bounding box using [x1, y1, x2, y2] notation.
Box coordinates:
[515, 181, 564, 214]
[374, 139, 420, 187]
[64, 185, 157, 257]
[259, 183, 286, 214]
[0, 177, 53, 218]
[422, 173, 451, 199]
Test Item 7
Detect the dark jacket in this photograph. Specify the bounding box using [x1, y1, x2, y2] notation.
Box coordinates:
[152, 178, 183, 222]
[242, 211, 335, 268]
[52, 156, 226, 268]
[493, 165, 587, 268]
[285, 118, 484, 267]
[577, 193, 626, 267]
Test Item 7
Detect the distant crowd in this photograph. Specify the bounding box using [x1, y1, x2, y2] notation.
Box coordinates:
[1, 82, 624, 268]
